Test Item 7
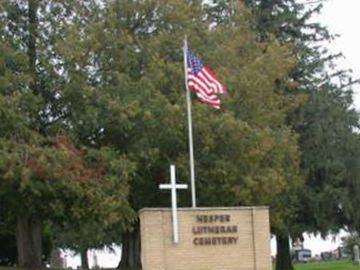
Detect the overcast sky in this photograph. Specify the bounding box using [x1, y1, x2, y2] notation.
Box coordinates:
[314, 0, 360, 107]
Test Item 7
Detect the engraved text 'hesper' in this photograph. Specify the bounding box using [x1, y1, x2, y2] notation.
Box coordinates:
[192, 215, 239, 246]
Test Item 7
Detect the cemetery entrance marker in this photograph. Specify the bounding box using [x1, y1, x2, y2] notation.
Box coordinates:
[141, 164, 272, 270]
[140, 207, 272, 270]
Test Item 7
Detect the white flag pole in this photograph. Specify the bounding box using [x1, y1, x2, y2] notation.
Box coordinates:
[183, 36, 197, 208]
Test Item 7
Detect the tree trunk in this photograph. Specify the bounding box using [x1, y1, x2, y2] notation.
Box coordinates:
[276, 233, 293, 270]
[15, 215, 43, 268]
[118, 231, 130, 269]
[80, 248, 89, 269]
[118, 222, 141, 270]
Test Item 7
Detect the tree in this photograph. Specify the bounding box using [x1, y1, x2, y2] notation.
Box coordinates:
[342, 133, 360, 233]
[0, 131, 134, 268]
[0, 1, 134, 267]
[52, 1, 304, 268]
[231, 1, 360, 269]
[1, 2, 328, 270]
[341, 232, 360, 259]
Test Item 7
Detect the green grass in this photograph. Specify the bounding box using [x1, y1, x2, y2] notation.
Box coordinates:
[294, 260, 360, 270]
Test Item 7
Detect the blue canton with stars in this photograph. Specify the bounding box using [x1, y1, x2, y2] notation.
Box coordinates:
[187, 50, 204, 75]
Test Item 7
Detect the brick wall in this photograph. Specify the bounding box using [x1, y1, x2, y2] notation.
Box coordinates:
[139, 207, 272, 270]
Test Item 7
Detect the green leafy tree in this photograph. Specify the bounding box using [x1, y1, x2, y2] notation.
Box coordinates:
[53, 1, 304, 268]
[220, 1, 360, 270]
[0, 1, 135, 268]
[1, 2, 332, 270]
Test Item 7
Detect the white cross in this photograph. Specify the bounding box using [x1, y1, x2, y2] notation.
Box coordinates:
[159, 165, 188, 244]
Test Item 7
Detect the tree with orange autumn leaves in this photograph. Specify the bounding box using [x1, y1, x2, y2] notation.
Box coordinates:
[0, 1, 135, 267]
[0, 129, 135, 267]
[0, 131, 135, 268]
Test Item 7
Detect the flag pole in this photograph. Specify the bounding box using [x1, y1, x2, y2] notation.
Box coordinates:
[183, 35, 197, 208]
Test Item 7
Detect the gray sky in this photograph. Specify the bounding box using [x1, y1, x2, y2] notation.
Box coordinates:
[315, 0, 360, 108]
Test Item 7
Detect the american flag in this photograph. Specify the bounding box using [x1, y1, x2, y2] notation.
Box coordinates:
[187, 50, 227, 109]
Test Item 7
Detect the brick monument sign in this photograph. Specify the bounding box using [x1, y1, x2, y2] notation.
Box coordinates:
[139, 207, 272, 270]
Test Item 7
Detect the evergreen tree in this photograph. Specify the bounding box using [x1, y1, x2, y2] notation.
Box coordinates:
[234, 1, 360, 269]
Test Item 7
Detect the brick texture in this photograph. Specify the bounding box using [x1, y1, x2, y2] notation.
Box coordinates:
[139, 207, 272, 270]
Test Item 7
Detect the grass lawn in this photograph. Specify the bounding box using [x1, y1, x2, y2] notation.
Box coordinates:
[294, 260, 360, 270]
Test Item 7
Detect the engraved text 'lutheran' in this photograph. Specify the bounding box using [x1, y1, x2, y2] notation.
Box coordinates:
[192, 215, 239, 246]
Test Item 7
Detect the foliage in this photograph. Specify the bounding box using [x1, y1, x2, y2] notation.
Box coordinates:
[2, 1, 358, 269]
[239, 0, 360, 236]
[51, 10, 307, 269]
[34, 2, 306, 266]
[0, 1, 306, 264]
[206, 1, 360, 270]
[0, 0, 135, 266]
[294, 86, 359, 235]
[341, 233, 360, 258]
